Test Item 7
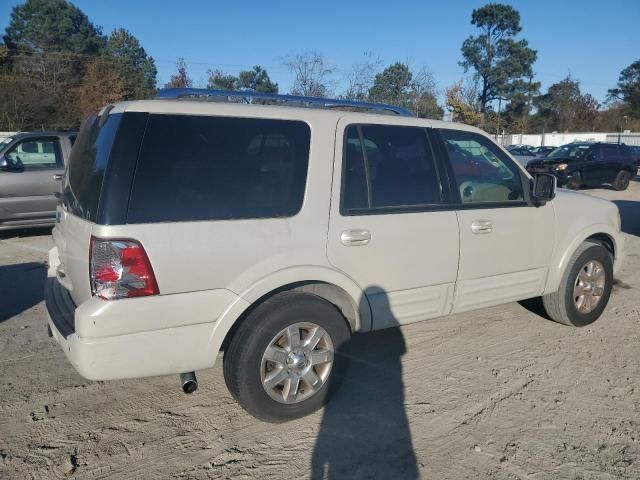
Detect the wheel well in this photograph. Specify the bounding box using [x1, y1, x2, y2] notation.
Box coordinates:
[220, 281, 361, 352]
[586, 233, 615, 259]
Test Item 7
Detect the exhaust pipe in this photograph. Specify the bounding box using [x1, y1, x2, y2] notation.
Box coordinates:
[180, 372, 198, 394]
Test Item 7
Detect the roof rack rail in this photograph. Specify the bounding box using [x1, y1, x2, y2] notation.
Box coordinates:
[155, 88, 415, 117]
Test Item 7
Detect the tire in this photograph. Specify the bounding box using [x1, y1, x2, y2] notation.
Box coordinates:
[613, 170, 631, 191]
[542, 241, 613, 327]
[566, 171, 581, 190]
[223, 291, 351, 422]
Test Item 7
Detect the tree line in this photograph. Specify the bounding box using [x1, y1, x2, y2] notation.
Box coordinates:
[1, 0, 638, 134]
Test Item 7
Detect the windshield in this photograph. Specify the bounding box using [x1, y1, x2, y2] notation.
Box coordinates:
[0, 137, 14, 151]
[548, 144, 590, 159]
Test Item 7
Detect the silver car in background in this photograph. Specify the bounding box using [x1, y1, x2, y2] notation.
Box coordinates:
[0, 132, 76, 231]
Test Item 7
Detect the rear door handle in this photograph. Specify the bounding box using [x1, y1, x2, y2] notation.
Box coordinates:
[53, 174, 64, 181]
[471, 220, 493, 234]
[341, 229, 371, 246]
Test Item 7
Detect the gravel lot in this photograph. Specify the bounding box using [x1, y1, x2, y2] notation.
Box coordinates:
[1, 182, 639, 479]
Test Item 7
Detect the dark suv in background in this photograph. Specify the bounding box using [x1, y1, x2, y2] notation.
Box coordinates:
[526, 142, 636, 191]
[0, 131, 76, 231]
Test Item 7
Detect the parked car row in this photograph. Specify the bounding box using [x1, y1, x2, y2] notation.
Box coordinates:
[0, 131, 77, 230]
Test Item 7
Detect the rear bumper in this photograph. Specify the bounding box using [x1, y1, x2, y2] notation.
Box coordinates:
[45, 271, 239, 381]
[47, 310, 219, 381]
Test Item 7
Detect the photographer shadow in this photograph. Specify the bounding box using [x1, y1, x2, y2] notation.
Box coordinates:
[311, 286, 419, 479]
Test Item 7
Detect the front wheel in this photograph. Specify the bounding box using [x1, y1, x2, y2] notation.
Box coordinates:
[223, 291, 351, 422]
[613, 170, 631, 191]
[542, 241, 613, 327]
[566, 171, 581, 190]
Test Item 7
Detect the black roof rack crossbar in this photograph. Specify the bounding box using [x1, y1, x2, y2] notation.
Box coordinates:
[155, 88, 414, 117]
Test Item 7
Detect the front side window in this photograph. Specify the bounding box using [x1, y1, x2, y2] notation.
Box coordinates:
[127, 115, 311, 223]
[440, 129, 524, 204]
[548, 144, 590, 160]
[5, 138, 62, 168]
[341, 125, 442, 214]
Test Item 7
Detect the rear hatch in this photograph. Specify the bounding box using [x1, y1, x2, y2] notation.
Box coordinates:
[54, 111, 123, 306]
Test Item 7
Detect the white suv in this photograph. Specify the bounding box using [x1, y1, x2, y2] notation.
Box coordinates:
[46, 89, 624, 422]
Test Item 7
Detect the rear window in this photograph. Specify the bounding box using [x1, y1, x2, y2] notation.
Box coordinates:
[126, 115, 311, 223]
[65, 114, 122, 221]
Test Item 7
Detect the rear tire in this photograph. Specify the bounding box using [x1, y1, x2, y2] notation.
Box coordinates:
[613, 170, 631, 191]
[223, 291, 351, 422]
[542, 241, 613, 327]
[566, 171, 581, 190]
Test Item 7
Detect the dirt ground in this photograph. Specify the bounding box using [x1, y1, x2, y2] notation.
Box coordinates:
[1, 182, 639, 480]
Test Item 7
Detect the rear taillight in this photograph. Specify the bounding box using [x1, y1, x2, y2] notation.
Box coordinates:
[90, 236, 159, 300]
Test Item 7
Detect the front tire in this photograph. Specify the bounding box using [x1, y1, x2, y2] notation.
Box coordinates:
[223, 291, 351, 422]
[542, 241, 613, 327]
[613, 170, 631, 191]
[566, 171, 581, 190]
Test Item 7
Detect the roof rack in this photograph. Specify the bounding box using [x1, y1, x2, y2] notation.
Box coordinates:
[155, 88, 415, 117]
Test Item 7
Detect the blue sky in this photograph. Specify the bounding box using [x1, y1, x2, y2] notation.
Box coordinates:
[1, 0, 638, 103]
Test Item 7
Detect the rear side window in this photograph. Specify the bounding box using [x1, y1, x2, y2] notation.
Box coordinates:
[341, 124, 442, 214]
[127, 115, 311, 223]
[65, 114, 122, 221]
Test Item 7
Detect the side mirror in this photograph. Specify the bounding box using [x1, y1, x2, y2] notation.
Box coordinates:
[0, 155, 23, 171]
[532, 173, 556, 206]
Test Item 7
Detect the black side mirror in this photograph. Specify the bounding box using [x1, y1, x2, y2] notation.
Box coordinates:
[0, 155, 23, 171]
[532, 173, 556, 206]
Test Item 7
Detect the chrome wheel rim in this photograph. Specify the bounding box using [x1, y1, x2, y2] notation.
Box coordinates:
[260, 322, 334, 404]
[573, 260, 606, 314]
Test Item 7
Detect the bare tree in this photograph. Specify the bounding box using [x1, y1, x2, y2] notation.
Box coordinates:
[282, 51, 336, 98]
[165, 58, 192, 88]
[342, 52, 382, 101]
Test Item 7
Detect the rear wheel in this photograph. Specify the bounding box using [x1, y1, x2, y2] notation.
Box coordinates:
[223, 291, 351, 422]
[542, 241, 613, 327]
[566, 171, 581, 190]
[613, 170, 631, 191]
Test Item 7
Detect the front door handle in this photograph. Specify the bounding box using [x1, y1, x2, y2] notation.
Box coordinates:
[53, 174, 64, 181]
[341, 229, 371, 246]
[471, 220, 493, 234]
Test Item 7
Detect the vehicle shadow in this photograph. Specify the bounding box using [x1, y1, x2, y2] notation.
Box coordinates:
[311, 287, 419, 479]
[0, 262, 47, 323]
[613, 200, 640, 237]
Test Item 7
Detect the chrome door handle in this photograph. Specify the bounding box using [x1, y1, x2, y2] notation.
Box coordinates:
[471, 220, 493, 234]
[53, 174, 64, 181]
[341, 229, 371, 246]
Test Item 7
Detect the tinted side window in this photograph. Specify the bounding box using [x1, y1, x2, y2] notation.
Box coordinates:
[600, 145, 617, 158]
[127, 115, 311, 223]
[341, 125, 442, 214]
[440, 129, 524, 204]
[65, 114, 122, 221]
[6, 137, 62, 168]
